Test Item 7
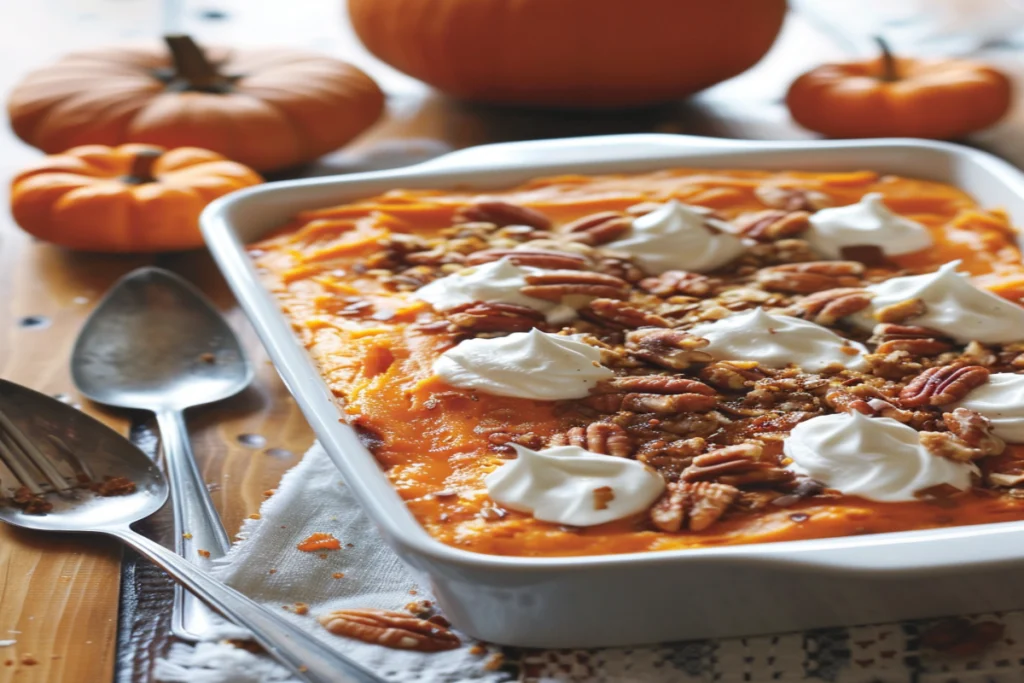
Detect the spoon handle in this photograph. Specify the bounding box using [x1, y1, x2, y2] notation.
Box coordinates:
[108, 527, 383, 683]
[156, 409, 233, 640]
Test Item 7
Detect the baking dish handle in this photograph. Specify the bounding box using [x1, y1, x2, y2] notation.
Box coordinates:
[409, 134, 750, 173]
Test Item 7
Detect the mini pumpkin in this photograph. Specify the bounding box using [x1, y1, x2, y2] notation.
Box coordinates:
[7, 36, 385, 172]
[348, 0, 786, 108]
[786, 38, 1012, 140]
[10, 144, 262, 252]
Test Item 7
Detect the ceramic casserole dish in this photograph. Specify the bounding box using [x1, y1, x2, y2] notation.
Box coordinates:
[201, 134, 1024, 648]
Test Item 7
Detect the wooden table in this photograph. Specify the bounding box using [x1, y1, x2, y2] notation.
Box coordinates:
[1, 3, 1020, 681]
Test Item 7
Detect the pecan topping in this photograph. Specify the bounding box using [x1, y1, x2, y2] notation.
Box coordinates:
[466, 248, 588, 270]
[585, 298, 671, 328]
[319, 608, 461, 652]
[735, 210, 811, 242]
[898, 364, 990, 408]
[698, 360, 766, 391]
[638, 270, 714, 298]
[649, 481, 739, 532]
[870, 323, 954, 356]
[622, 392, 718, 414]
[593, 486, 615, 510]
[636, 437, 706, 481]
[754, 184, 833, 212]
[756, 261, 865, 294]
[561, 211, 632, 245]
[874, 298, 926, 324]
[943, 408, 1005, 457]
[521, 270, 629, 301]
[548, 422, 632, 457]
[447, 301, 544, 333]
[790, 287, 873, 325]
[625, 328, 713, 370]
[454, 200, 552, 230]
[682, 443, 794, 487]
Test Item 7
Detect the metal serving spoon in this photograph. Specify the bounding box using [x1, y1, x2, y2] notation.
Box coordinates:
[0, 378, 380, 683]
[71, 266, 251, 641]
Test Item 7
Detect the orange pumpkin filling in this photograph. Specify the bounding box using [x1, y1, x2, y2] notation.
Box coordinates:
[252, 167, 1024, 557]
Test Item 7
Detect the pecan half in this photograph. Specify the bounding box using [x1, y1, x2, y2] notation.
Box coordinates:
[561, 211, 632, 245]
[682, 443, 794, 487]
[874, 298, 927, 324]
[447, 301, 544, 333]
[625, 328, 713, 370]
[585, 299, 671, 328]
[454, 200, 552, 230]
[622, 392, 718, 414]
[919, 431, 983, 463]
[699, 360, 766, 391]
[607, 376, 716, 395]
[943, 408, 1005, 457]
[754, 184, 833, 212]
[548, 422, 632, 457]
[870, 323, 954, 356]
[756, 261, 865, 294]
[649, 481, 739, 532]
[319, 609, 461, 652]
[638, 270, 714, 298]
[735, 210, 811, 242]
[466, 249, 588, 270]
[898, 364, 990, 408]
[521, 270, 629, 301]
[790, 287, 873, 325]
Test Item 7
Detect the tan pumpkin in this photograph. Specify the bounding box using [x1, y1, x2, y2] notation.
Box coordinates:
[7, 36, 385, 172]
[347, 0, 786, 108]
[10, 144, 262, 252]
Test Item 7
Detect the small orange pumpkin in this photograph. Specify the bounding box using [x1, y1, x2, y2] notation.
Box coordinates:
[347, 0, 786, 108]
[10, 144, 262, 252]
[7, 36, 385, 172]
[786, 38, 1013, 140]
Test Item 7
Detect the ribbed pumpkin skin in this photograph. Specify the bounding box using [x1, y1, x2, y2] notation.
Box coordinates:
[348, 0, 786, 108]
[7, 42, 385, 172]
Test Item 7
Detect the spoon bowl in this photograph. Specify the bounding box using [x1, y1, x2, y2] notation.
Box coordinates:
[0, 379, 166, 532]
[71, 266, 253, 412]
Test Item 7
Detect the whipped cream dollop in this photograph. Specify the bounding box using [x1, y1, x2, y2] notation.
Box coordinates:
[609, 200, 745, 274]
[805, 192, 934, 259]
[688, 308, 867, 371]
[852, 261, 1024, 344]
[433, 328, 613, 400]
[412, 257, 575, 324]
[784, 412, 976, 502]
[485, 444, 665, 526]
[953, 373, 1024, 442]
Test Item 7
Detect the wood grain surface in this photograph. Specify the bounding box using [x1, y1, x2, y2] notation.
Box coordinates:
[3, 1, 1023, 682]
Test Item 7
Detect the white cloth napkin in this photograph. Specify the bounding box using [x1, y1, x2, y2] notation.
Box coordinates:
[155, 443, 1024, 683]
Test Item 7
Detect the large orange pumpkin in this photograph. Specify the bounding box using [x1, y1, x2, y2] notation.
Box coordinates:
[7, 36, 385, 172]
[10, 144, 262, 252]
[347, 0, 786, 108]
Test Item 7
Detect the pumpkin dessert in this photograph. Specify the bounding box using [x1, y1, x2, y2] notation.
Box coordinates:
[251, 167, 1024, 557]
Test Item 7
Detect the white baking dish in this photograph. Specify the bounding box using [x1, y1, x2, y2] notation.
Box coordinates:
[201, 134, 1024, 648]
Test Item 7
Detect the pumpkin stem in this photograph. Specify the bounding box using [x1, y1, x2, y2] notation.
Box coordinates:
[123, 149, 162, 185]
[874, 36, 898, 82]
[163, 34, 232, 93]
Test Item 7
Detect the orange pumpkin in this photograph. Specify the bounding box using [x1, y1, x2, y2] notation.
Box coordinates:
[347, 0, 786, 108]
[7, 36, 385, 172]
[10, 144, 262, 253]
[786, 38, 1013, 140]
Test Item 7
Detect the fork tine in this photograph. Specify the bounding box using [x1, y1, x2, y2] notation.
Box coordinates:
[0, 430, 44, 495]
[0, 408, 74, 493]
